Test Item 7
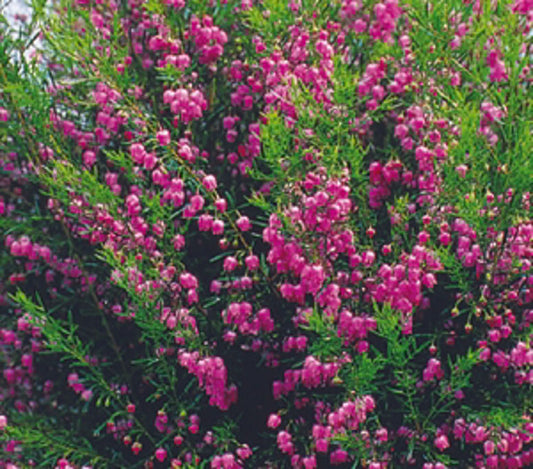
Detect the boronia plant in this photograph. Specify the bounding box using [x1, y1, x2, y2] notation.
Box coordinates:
[0, 0, 531, 467]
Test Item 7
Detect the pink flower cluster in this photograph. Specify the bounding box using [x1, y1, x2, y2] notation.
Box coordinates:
[422, 358, 444, 382]
[337, 310, 377, 352]
[163, 88, 208, 125]
[189, 15, 228, 66]
[486, 49, 508, 83]
[67, 373, 94, 401]
[211, 450, 250, 469]
[368, 243, 443, 333]
[272, 356, 340, 399]
[263, 171, 355, 314]
[5, 234, 96, 293]
[178, 351, 237, 410]
[1, 0, 531, 467]
[451, 418, 533, 467]
[479, 100, 507, 146]
[326, 395, 376, 432]
[339, 0, 402, 44]
[221, 302, 275, 335]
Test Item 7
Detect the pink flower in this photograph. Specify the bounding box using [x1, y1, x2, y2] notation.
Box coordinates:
[214, 198, 227, 213]
[198, 214, 213, 231]
[202, 175, 217, 191]
[315, 438, 329, 452]
[236, 216, 251, 231]
[0, 108, 9, 122]
[155, 448, 167, 462]
[438, 232, 451, 246]
[455, 164, 468, 178]
[418, 231, 430, 244]
[434, 434, 450, 451]
[157, 130, 171, 146]
[484, 440, 496, 455]
[488, 329, 501, 343]
[276, 430, 294, 454]
[190, 194, 205, 211]
[83, 150, 96, 167]
[330, 449, 348, 464]
[362, 250, 376, 266]
[81, 389, 93, 401]
[303, 455, 317, 469]
[301, 264, 326, 295]
[130, 143, 145, 165]
[267, 413, 281, 429]
[179, 272, 198, 289]
[375, 427, 388, 442]
[212, 219, 225, 235]
[223, 256, 238, 272]
[245, 254, 260, 270]
[173, 234, 185, 250]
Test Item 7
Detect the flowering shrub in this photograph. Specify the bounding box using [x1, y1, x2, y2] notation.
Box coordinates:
[0, 0, 532, 467]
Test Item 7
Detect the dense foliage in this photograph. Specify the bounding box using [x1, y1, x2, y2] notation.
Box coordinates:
[0, 0, 532, 467]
